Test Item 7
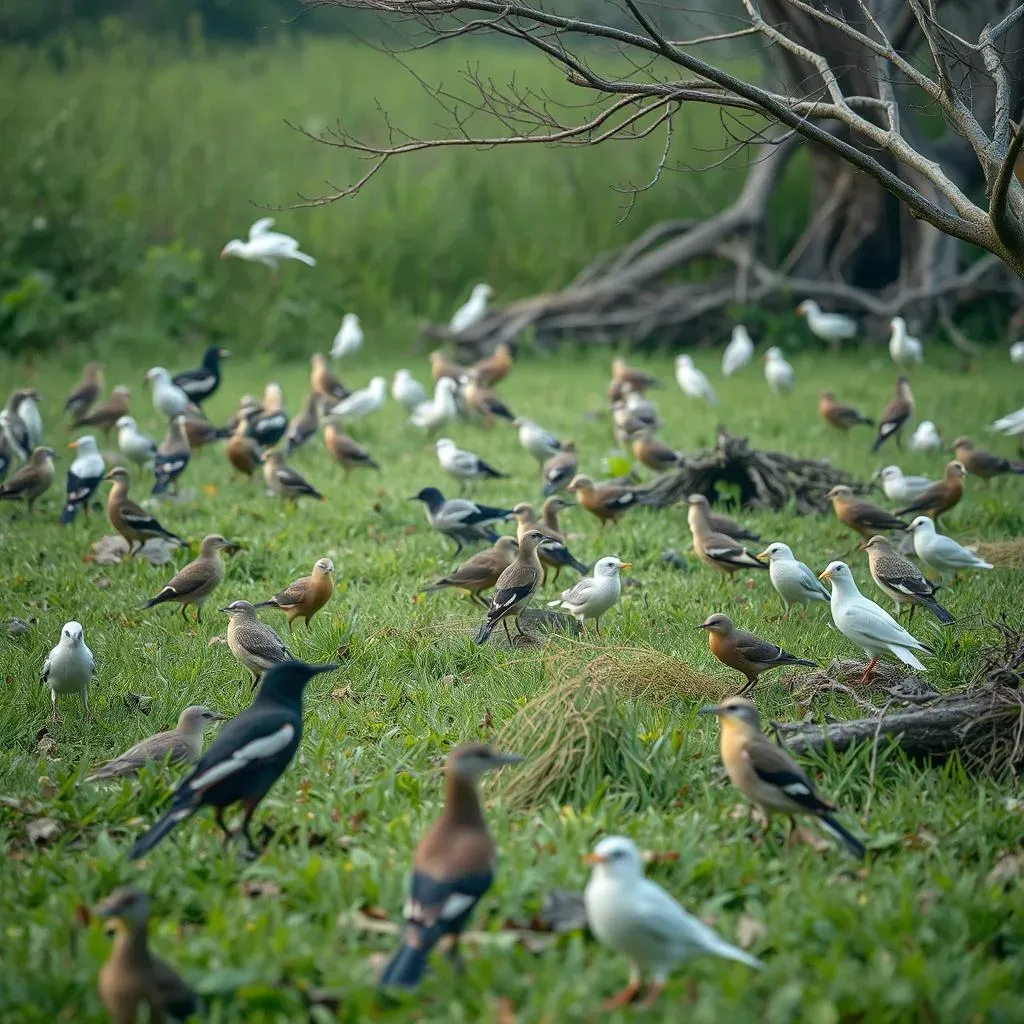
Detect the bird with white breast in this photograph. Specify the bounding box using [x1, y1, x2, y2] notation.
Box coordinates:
[763, 347, 795, 394]
[220, 217, 315, 269]
[888, 316, 923, 366]
[548, 556, 629, 634]
[722, 324, 754, 376]
[906, 516, 993, 582]
[795, 300, 856, 348]
[331, 313, 363, 358]
[674, 355, 717, 405]
[41, 621, 96, 722]
[450, 283, 493, 333]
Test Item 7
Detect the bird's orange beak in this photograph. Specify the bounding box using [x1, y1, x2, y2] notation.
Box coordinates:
[756, 550, 770, 561]
[818, 569, 832, 581]
[66, 441, 78, 450]
[582, 853, 606, 865]
[619, 562, 632, 570]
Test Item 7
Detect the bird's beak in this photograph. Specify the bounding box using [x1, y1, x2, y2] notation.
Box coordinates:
[66, 441, 78, 450]
[223, 542, 242, 555]
[619, 562, 632, 571]
[756, 550, 770, 561]
[818, 569, 832, 580]
[698, 704, 723, 717]
[493, 752, 526, 766]
[696, 622, 711, 630]
[219, 246, 229, 259]
[210, 711, 229, 721]
[218, 606, 232, 613]
[220, 348, 231, 358]
[582, 853, 606, 865]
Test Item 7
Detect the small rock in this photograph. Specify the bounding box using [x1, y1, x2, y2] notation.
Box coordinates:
[26, 817, 62, 845]
[661, 549, 689, 571]
[5, 617, 33, 637]
[123, 693, 153, 713]
[36, 735, 58, 757]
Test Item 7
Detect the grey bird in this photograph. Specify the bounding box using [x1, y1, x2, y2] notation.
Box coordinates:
[864, 535, 954, 624]
[221, 600, 292, 685]
[475, 530, 545, 644]
[687, 495, 767, 580]
[411, 486, 515, 556]
[143, 534, 239, 622]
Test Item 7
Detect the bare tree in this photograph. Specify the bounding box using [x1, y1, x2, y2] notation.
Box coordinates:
[298, 0, 1024, 353]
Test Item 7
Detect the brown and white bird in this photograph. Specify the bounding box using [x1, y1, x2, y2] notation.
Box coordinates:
[824, 485, 907, 543]
[893, 460, 966, 525]
[311, 352, 349, 402]
[541, 441, 578, 496]
[462, 377, 515, 426]
[180, 414, 229, 451]
[285, 392, 322, 454]
[0, 445, 56, 511]
[151, 416, 191, 497]
[221, 600, 292, 686]
[255, 557, 335, 631]
[263, 449, 324, 502]
[226, 415, 263, 479]
[143, 534, 238, 623]
[698, 613, 816, 694]
[422, 536, 519, 607]
[104, 467, 184, 555]
[470, 342, 513, 388]
[247, 383, 288, 448]
[687, 494, 759, 543]
[863, 535, 953, 623]
[512, 502, 589, 584]
[950, 436, 1024, 482]
[687, 495, 767, 579]
[568, 474, 646, 527]
[429, 349, 467, 383]
[632, 432, 685, 473]
[64, 361, 104, 421]
[324, 422, 380, 475]
[611, 357, 661, 395]
[818, 390, 874, 433]
[474, 529, 545, 644]
[72, 385, 131, 434]
[871, 376, 915, 452]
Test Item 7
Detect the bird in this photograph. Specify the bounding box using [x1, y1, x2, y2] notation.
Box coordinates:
[324, 421, 380, 475]
[540, 494, 575, 537]
[756, 541, 830, 616]
[630, 433, 682, 474]
[62, 435, 105, 525]
[285, 392, 322, 455]
[94, 886, 198, 1024]
[548, 555, 629, 634]
[392, 369, 427, 413]
[950, 436, 1024, 482]
[221, 600, 292, 686]
[0, 407, 29, 464]
[568, 474, 647, 527]
[0, 445, 56, 512]
[584, 835, 763, 1011]
[41, 620, 96, 722]
[0, 433, 11, 485]
[450, 283, 493, 333]
[263, 449, 324, 502]
[888, 316, 923, 366]
[331, 312, 363, 359]
[824, 485, 907, 543]
[247, 384, 288, 448]
[172, 346, 230, 405]
[722, 324, 754, 376]
[86, 706, 226, 782]
[894, 460, 966, 526]
[875, 465, 935, 504]
[182, 413, 228, 454]
[143, 534, 238, 623]
[410, 377, 459, 433]
[687, 495, 767, 578]
[687, 494, 760, 542]
[475, 529, 545, 644]
[70, 385, 131, 436]
[471, 342, 513, 387]
[129, 660, 337, 860]
[795, 300, 857, 348]
[871, 376, 915, 452]
[611, 400, 653, 446]
[379, 743, 523, 988]
[116, 416, 158, 469]
[429, 350, 467, 383]
[698, 613, 816, 694]
[64, 361, 104, 422]
[226, 415, 264, 479]
[906, 516, 994, 582]
[411, 486, 515, 555]
[700, 697, 866, 856]
[220, 217, 315, 269]
[911, 420, 941, 452]
[818, 390, 874, 433]
[514, 416, 563, 463]
[152, 416, 191, 497]
[610, 357, 662, 395]
[144, 368, 195, 422]
[864, 535, 953, 624]
[674, 354, 717, 405]
[991, 406, 1024, 446]
[311, 353, 349, 403]
[763, 346, 796, 393]
[462, 377, 515, 427]
[511, 502, 589, 584]
[254, 557, 335, 631]
[624, 389, 660, 429]
[11, 388, 43, 448]
[542, 441, 579, 495]
[819, 560, 932, 684]
[422, 536, 519, 607]
[1011, 341, 1024, 365]
[104, 467, 185, 554]
[435, 437, 507, 492]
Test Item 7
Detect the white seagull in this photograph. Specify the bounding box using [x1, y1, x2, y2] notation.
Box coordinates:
[220, 217, 315, 270]
[763, 346, 795, 394]
[875, 465, 935, 504]
[756, 542, 830, 616]
[674, 355, 717, 405]
[144, 368, 194, 420]
[450, 283, 493, 333]
[722, 324, 754, 377]
[906, 516, 994, 582]
[392, 369, 428, 413]
[410, 377, 459, 432]
[514, 416, 562, 463]
[888, 316, 924, 366]
[331, 313, 363, 359]
[548, 556, 629, 634]
[795, 300, 857, 347]
[15, 392, 44, 449]
[41, 621, 96, 722]
[1010, 342, 1024, 365]
[327, 376, 387, 421]
[116, 416, 157, 469]
[910, 420, 941, 452]
[435, 438, 507, 492]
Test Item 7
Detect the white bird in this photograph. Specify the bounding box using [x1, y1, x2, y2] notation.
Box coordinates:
[450, 283, 493, 333]
[220, 217, 315, 270]
[722, 324, 754, 377]
[819, 561, 932, 684]
[0, 409, 29, 462]
[392, 369, 428, 413]
[435, 438, 507, 492]
[144, 368, 194, 420]
[674, 355, 717, 405]
[41, 621, 96, 723]
[992, 407, 1024, 438]
[875, 465, 935, 504]
[910, 420, 941, 452]
[795, 300, 857, 347]
[514, 416, 562, 463]
[15, 393, 43, 449]
[1010, 342, 1024, 365]
[331, 313, 363, 359]
[327, 377, 387, 421]
[548, 556, 629, 634]
[756, 542, 830, 616]
[116, 416, 157, 469]
[584, 836, 763, 1010]
[763, 347, 795, 394]
[410, 377, 459, 432]
[888, 316, 924, 366]
[907, 516, 994, 582]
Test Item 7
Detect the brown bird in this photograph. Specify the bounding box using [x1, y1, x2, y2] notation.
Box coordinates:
[430, 349, 466, 383]
[143, 534, 239, 622]
[463, 377, 515, 426]
[285, 392, 322, 454]
[255, 557, 335, 631]
[104, 467, 185, 555]
[540, 495, 574, 535]
[422, 536, 519, 607]
[687, 495, 767, 579]
[894, 460, 966, 525]
[470, 342, 513, 388]
[698, 613, 816, 694]
[541, 441, 578, 496]
[72, 385, 131, 434]
[311, 352, 349, 402]
[512, 502, 588, 584]
[263, 449, 324, 502]
[871, 376, 915, 452]
[474, 529, 545, 644]
[632, 432, 684, 473]
[611, 356, 661, 393]
[825, 485, 907, 542]
[818, 390, 874, 432]
[64, 361, 104, 420]
[94, 887, 198, 1024]
[226, 415, 263, 479]
[324, 422, 379, 475]
[686, 493, 759, 543]
[221, 600, 292, 686]
[864, 535, 954, 624]
[0, 445, 56, 511]
[180, 414, 228, 451]
[950, 435, 1024, 482]
[568, 474, 646, 526]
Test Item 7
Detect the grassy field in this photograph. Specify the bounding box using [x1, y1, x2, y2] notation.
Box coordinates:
[2, 343, 1024, 1022]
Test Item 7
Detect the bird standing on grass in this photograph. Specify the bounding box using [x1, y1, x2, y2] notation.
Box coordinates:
[116, 415, 158, 470]
[331, 312, 363, 359]
[411, 486, 514, 555]
[221, 600, 292, 686]
[422, 536, 519, 607]
[548, 555, 629, 634]
[894, 460, 966, 526]
[429, 350, 467, 383]
[542, 441, 578, 496]
[436, 437, 507, 492]
[674, 354, 717, 405]
[876, 465, 935, 504]
[143, 534, 239, 623]
[756, 542, 830, 616]
[514, 416, 563, 464]
[722, 324, 754, 376]
[796, 300, 857, 349]
[450, 283, 493, 333]
[700, 697, 866, 856]
[871, 376, 915, 452]
[392, 369, 427, 413]
[172, 346, 230, 405]
[64, 361, 104, 422]
[632, 432, 684, 473]
[263, 449, 324, 502]
[129, 660, 337, 860]
[474, 530, 545, 644]
[687, 494, 759, 542]
[248, 383, 288, 448]
[255, 557, 335, 631]
[686, 495, 767, 579]
[226, 416, 263, 479]
[105, 467, 185, 554]
[220, 217, 315, 269]
[151, 416, 191, 497]
[181, 413, 230, 451]
[71, 385, 131, 436]
[512, 501, 589, 584]
[763, 347, 796, 393]
[584, 835, 763, 1011]
[471, 342, 514, 388]
[144, 368, 195, 421]
[698, 613, 816, 694]
[410, 377, 459, 433]
[888, 316, 923, 366]
[1, 393, 31, 462]
[0, 445, 56, 512]
[462, 376, 515, 427]
[41, 621, 96, 723]
[818, 390, 874, 433]
[950, 436, 1024, 482]
[328, 376, 387, 422]
[864, 535, 953, 623]
[906, 516, 993, 581]
[569, 474, 647, 527]
[911, 421, 942, 452]
[824, 485, 907, 544]
[611, 357, 662, 395]
[62, 435, 105, 525]
[13, 388, 43, 449]
[379, 743, 524, 988]
[285, 392, 322, 454]
[324, 421, 380, 476]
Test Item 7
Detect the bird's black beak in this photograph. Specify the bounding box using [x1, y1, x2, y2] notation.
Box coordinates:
[698, 704, 721, 716]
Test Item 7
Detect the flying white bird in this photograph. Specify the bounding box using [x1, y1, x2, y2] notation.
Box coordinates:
[911, 420, 941, 451]
[763, 347, 795, 394]
[331, 313, 363, 359]
[795, 300, 857, 347]
[220, 217, 315, 270]
[722, 324, 754, 377]
[888, 317, 924, 366]
[392, 369, 427, 413]
[410, 377, 459, 432]
[674, 355, 717, 405]
[450, 283, 493, 333]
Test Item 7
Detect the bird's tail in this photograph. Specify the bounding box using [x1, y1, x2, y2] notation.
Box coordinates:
[541, 482, 558, 498]
[60, 502, 79, 525]
[1010, 461, 1024, 474]
[870, 433, 887, 453]
[252, 599, 278, 609]
[788, 657, 818, 668]
[378, 940, 432, 989]
[293, 251, 317, 267]
[143, 588, 172, 610]
[479, 462, 507, 479]
[475, 618, 497, 645]
[422, 580, 452, 594]
[128, 802, 196, 860]
[861, 416, 876, 426]
[891, 645, 928, 670]
[568, 555, 590, 575]
[161, 529, 187, 547]
[819, 813, 867, 858]
[705, 934, 765, 970]
[924, 596, 954, 624]
[151, 476, 170, 496]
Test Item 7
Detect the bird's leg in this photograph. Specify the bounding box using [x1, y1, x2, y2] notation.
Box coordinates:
[472, 592, 489, 609]
[50, 693, 61, 724]
[213, 807, 234, 848]
[179, 604, 189, 621]
[857, 657, 879, 686]
[540, 566, 547, 587]
[737, 674, 758, 697]
[515, 615, 529, 637]
[551, 566, 561, 585]
[502, 619, 513, 645]
[238, 800, 262, 860]
[602, 971, 643, 1012]
[638, 979, 667, 1009]
[195, 604, 203, 624]
[908, 604, 916, 624]
[594, 618, 602, 638]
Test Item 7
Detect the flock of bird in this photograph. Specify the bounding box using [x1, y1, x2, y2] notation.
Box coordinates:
[4, 223, 1024, 1019]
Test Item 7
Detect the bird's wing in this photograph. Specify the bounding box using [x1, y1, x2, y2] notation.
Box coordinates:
[85, 645, 96, 676]
[797, 562, 831, 599]
[276, 465, 315, 490]
[872, 556, 934, 599]
[241, 625, 290, 662]
[436, 499, 484, 526]
[269, 576, 311, 607]
[249, 217, 276, 239]
[558, 577, 596, 605]
[732, 633, 791, 666]
[746, 737, 830, 813]
[0, 465, 38, 497]
[841, 599, 929, 651]
[161, 560, 214, 599]
[40, 653, 51, 684]
[850, 501, 906, 529]
[150, 957, 199, 1019]
[91, 733, 186, 778]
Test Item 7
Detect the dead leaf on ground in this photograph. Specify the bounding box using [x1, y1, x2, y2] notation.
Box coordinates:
[729, 803, 752, 823]
[736, 914, 767, 950]
[986, 851, 1024, 886]
[239, 879, 282, 899]
[26, 817, 62, 845]
[123, 693, 153, 712]
[36, 735, 58, 756]
[361, 904, 391, 921]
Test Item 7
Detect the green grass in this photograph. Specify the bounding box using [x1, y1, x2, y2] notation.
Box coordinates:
[2, 344, 1024, 1021]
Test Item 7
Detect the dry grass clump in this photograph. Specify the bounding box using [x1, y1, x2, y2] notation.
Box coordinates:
[974, 537, 1024, 569]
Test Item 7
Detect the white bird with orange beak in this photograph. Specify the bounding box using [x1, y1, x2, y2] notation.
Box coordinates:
[220, 217, 315, 270]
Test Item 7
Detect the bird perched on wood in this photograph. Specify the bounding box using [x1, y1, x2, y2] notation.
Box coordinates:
[698, 613, 816, 694]
[875, 465, 935, 504]
[541, 441, 578, 496]
[687, 495, 767, 578]
[411, 486, 514, 555]
[548, 555, 629, 634]
[584, 835, 762, 1011]
[129, 659, 336, 860]
[700, 697, 866, 856]
[756, 541, 830, 616]
[514, 416, 563, 463]
[475, 529, 545, 644]
[254, 557, 335, 631]
[152, 416, 191, 497]
[331, 312, 363, 359]
[172, 346, 230, 405]
[818, 390, 874, 433]
[220, 217, 315, 268]
[824, 485, 907, 544]
[13, 388, 43, 450]
[611, 357, 662, 395]
[249, 383, 288, 448]
[42, 620, 96, 722]
[950, 436, 1024, 481]
[105, 467, 185, 554]
[795, 300, 856, 349]
[632, 432, 684, 474]
[512, 501, 589, 584]
[62, 435, 105, 525]
[284, 393, 322, 455]
[144, 368, 195, 421]
[263, 449, 324, 502]
[686, 493, 760, 542]
[410, 377, 459, 433]
[819, 560, 932, 684]
[911, 420, 941, 452]
[871, 375, 915, 452]
[94, 887, 198, 1024]
[888, 316, 923, 366]
[311, 352, 350, 403]
[763, 346, 796, 393]
[116, 416, 157, 470]
[86, 705, 226, 782]
[674, 354, 717, 405]
[0, 445, 56, 512]
[143, 535, 239, 623]
[65, 361, 104, 422]
[226, 415, 263, 479]
[864, 535, 953, 624]
[324, 421, 379, 475]
[894, 460, 966, 526]
[722, 324, 754, 377]
[392, 369, 427, 413]
[379, 743, 523, 988]
[906, 516, 993, 581]
[422, 536, 519, 607]
[221, 600, 292, 686]
[450, 283, 493, 333]
[471, 341, 513, 387]
[436, 437, 507, 492]
[569, 474, 647, 527]
[462, 376, 515, 427]
[429, 349, 467, 383]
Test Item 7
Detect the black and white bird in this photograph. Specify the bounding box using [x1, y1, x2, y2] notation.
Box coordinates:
[247, 384, 288, 448]
[152, 416, 191, 497]
[172, 346, 231, 405]
[435, 437, 507, 492]
[62, 435, 106, 525]
[41, 620, 96, 722]
[410, 486, 515, 555]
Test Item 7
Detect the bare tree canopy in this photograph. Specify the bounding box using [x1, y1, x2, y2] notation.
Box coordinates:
[299, 0, 1024, 353]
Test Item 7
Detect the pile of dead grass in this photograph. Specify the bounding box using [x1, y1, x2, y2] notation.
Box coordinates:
[974, 537, 1024, 569]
